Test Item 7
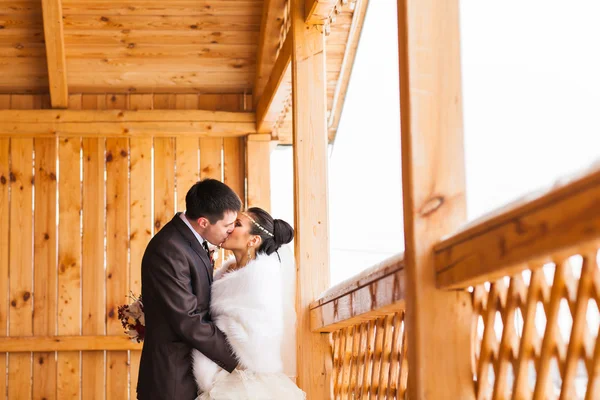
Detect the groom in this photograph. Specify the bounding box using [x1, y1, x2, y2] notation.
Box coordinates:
[137, 179, 241, 400]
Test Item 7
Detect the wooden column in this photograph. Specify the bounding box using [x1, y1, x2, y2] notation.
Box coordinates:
[291, 0, 332, 398]
[397, 0, 474, 398]
[246, 134, 272, 211]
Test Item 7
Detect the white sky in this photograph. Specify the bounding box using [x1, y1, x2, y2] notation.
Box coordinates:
[272, 0, 600, 286]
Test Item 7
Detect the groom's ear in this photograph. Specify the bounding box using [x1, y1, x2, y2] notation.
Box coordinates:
[197, 217, 209, 229]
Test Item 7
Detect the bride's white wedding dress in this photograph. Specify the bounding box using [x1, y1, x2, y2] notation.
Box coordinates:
[192, 249, 305, 400]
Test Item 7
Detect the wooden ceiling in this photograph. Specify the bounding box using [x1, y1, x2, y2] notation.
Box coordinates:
[1, 0, 261, 93]
[0, 0, 368, 141]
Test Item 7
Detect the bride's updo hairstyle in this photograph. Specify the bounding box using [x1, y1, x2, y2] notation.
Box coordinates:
[246, 207, 294, 256]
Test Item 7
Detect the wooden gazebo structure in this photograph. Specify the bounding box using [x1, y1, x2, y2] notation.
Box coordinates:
[1, 0, 599, 399]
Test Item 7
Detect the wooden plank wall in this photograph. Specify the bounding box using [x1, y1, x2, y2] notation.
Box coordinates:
[0, 93, 249, 400]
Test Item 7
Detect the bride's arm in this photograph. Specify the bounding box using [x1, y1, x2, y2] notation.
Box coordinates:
[192, 348, 224, 393]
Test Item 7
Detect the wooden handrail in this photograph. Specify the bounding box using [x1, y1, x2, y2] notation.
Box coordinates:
[0, 335, 142, 352]
[310, 253, 405, 332]
[435, 162, 600, 289]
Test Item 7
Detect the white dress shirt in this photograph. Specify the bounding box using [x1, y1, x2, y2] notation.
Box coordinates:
[179, 212, 206, 245]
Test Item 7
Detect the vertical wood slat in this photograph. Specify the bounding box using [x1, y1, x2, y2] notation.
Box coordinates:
[513, 269, 544, 398]
[492, 277, 522, 400]
[560, 254, 595, 400]
[175, 94, 200, 212]
[355, 323, 368, 399]
[398, 318, 409, 399]
[8, 95, 38, 400]
[476, 282, 504, 398]
[340, 327, 353, 399]
[199, 137, 223, 267]
[128, 94, 154, 400]
[586, 279, 600, 400]
[386, 314, 402, 399]
[348, 323, 361, 399]
[334, 327, 347, 399]
[57, 136, 82, 400]
[370, 317, 386, 398]
[200, 138, 223, 181]
[81, 94, 106, 400]
[222, 137, 246, 263]
[0, 132, 9, 400]
[82, 136, 106, 400]
[55, 97, 83, 400]
[246, 135, 271, 211]
[106, 91, 130, 400]
[106, 135, 130, 400]
[33, 137, 58, 400]
[223, 138, 245, 205]
[154, 137, 175, 233]
[8, 137, 34, 400]
[533, 260, 567, 400]
[153, 94, 176, 236]
[377, 315, 395, 400]
[361, 319, 376, 399]
[331, 331, 340, 398]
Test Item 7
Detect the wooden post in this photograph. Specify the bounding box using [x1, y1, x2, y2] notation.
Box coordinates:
[246, 134, 272, 211]
[397, 0, 474, 398]
[291, 0, 332, 397]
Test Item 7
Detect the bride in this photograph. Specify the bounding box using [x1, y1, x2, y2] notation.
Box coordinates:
[192, 207, 306, 400]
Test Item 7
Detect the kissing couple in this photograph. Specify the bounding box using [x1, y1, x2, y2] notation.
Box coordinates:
[136, 179, 305, 400]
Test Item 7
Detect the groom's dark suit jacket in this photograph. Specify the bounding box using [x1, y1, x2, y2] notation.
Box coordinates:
[137, 213, 237, 400]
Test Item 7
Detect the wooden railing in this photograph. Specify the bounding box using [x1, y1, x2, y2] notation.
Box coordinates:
[435, 164, 600, 400]
[311, 163, 600, 399]
[310, 254, 408, 399]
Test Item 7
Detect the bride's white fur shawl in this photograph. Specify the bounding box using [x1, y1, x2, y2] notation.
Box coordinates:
[192, 252, 285, 393]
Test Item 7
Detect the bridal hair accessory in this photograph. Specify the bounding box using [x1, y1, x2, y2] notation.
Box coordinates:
[242, 212, 274, 237]
[118, 292, 146, 343]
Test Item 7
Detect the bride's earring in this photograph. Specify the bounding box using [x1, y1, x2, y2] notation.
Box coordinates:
[247, 244, 253, 260]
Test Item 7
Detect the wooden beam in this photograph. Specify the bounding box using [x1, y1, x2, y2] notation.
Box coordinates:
[397, 0, 474, 398]
[0, 110, 255, 123]
[327, 0, 368, 142]
[246, 134, 272, 211]
[0, 110, 256, 137]
[41, 0, 68, 108]
[0, 336, 142, 352]
[255, 35, 292, 133]
[435, 163, 600, 289]
[254, 0, 288, 108]
[292, 0, 332, 397]
[305, 0, 338, 25]
[310, 254, 405, 332]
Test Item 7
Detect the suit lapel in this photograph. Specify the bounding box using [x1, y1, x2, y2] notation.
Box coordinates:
[171, 213, 213, 283]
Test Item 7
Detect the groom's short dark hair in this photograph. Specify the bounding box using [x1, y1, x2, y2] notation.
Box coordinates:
[185, 179, 242, 223]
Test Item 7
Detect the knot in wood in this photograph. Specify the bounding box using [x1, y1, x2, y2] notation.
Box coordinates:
[419, 195, 444, 217]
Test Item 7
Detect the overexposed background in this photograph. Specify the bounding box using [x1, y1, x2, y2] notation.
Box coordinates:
[271, 0, 600, 286]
